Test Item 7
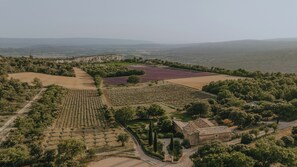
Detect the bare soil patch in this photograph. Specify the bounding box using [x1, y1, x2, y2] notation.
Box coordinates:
[8, 68, 96, 90]
[88, 157, 151, 167]
[166, 75, 243, 90]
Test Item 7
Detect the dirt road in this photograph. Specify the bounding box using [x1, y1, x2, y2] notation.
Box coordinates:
[0, 88, 46, 141]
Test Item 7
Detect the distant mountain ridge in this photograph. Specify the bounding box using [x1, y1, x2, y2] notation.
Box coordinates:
[0, 38, 152, 48]
[2, 38, 297, 73]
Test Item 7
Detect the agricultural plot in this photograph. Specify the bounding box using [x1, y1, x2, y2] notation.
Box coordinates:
[105, 83, 214, 108]
[103, 65, 213, 85]
[167, 74, 243, 90]
[43, 90, 133, 151]
[9, 68, 96, 90]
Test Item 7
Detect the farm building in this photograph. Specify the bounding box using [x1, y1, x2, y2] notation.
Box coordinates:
[174, 118, 232, 145]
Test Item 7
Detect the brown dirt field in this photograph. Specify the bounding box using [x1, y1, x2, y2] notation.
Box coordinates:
[166, 74, 243, 90]
[88, 157, 151, 167]
[8, 67, 96, 90]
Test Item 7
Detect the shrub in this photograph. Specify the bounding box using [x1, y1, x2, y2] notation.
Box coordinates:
[181, 139, 191, 149]
[127, 75, 140, 84]
[174, 132, 184, 139]
[292, 126, 297, 135]
[281, 136, 294, 147]
[241, 133, 254, 144]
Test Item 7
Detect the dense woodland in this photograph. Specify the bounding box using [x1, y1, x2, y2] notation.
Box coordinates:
[80, 62, 144, 78]
[0, 75, 38, 113]
[0, 56, 75, 76]
[191, 137, 297, 167]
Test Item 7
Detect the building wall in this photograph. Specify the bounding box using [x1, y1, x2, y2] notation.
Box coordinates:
[185, 133, 199, 145]
[183, 132, 232, 145]
[199, 132, 232, 143]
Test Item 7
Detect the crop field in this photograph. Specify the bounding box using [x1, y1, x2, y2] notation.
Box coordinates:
[105, 83, 214, 107]
[9, 68, 96, 90]
[103, 65, 213, 85]
[166, 74, 243, 90]
[43, 90, 133, 151]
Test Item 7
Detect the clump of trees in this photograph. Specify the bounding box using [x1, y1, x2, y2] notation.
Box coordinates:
[81, 62, 144, 78]
[0, 75, 37, 113]
[115, 106, 136, 125]
[101, 105, 116, 127]
[117, 104, 168, 160]
[191, 139, 297, 167]
[203, 73, 297, 121]
[167, 134, 183, 161]
[185, 101, 210, 117]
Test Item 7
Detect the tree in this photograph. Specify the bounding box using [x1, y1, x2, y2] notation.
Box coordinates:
[148, 121, 153, 146]
[191, 142, 255, 167]
[115, 107, 136, 125]
[136, 106, 148, 119]
[0, 145, 30, 167]
[241, 133, 254, 144]
[250, 138, 297, 166]
[292, 126, 297, 135]
[32, 77, 43, 88]
[169, 134, 174, 151]
[281, 136, 294, 147]
[86, 148, 96, 159]
[181, 139, 191, 149]
[147, 104, 165, 118]
[186, 101, 210, 117]
[153, 130, 158, 152]
[191, 141, 228, 159]
[264, 127, 269, 135]
[42, 149, 56, 165]
[117, 133, 129, 146]
[127, 75, 140, 84]
[56, 139, 85, 165]
[172, 140, 182, 160]
[249, 129, 259, 138]
[224, 152, 255, 167]
[159, 117, 172, 132]
[270, 123, 278, 132]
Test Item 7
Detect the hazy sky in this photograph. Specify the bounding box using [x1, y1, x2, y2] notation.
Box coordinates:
[1, 0, 297, 43]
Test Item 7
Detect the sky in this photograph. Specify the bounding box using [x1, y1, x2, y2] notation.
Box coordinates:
[1, 0, 297, 43]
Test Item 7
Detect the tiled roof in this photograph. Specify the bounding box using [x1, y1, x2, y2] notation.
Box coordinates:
[181, 118, 231, 136]
[173, 120, 187, 129]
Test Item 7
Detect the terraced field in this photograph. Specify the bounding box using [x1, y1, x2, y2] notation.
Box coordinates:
[105, 83, 214, 108]
[43, 90, 133, 151]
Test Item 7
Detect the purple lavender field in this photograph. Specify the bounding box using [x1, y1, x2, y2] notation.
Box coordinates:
[103, 65, 213, 85]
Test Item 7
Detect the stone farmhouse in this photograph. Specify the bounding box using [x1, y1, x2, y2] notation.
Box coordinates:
[174, 118, 232, 145]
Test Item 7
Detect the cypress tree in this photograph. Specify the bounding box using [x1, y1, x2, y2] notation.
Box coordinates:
[153, 130, 158, 152]
[148, 121, 153, 146]
[169, 133, 174, 151]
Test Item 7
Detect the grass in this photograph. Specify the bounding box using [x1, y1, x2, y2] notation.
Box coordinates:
[170, 111, 193, 122]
